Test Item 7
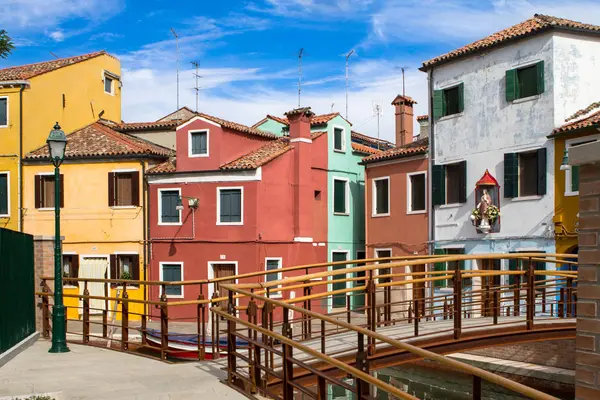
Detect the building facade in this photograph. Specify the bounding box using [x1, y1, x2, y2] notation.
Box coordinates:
[421, 14, 600, 288]
[0, 51, 121, 232]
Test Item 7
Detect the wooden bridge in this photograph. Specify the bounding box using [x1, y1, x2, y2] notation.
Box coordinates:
[37, 253, 578, 400]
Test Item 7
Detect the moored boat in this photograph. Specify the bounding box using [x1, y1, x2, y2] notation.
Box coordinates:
[145, 329, 248, 360]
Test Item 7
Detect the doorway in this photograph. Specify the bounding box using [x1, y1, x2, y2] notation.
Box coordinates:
[79, 256, 109, 314]
[331, 251, 349, 309]
[209, 262, 237, 320]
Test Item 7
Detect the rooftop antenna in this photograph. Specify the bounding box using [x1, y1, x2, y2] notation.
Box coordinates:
[345, 49, 355, 120]
[191, 61, 202, 112]
[394, 66, 410, 145]
[373, 101, 383, 150]
[297, 48, 304, 108]
[49, 52, 59, 59]
[170, 28, 180, 111]
[331, 102, 335, 113]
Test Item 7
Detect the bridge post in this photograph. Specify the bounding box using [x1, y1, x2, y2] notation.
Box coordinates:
[355, 332, 370, 400]
[41, 283, 50, 338]
[472, 376, 482, 400]
[227, 290, 237, 386]
[121, 285, 129, 351]
[303, 282, 311, 339]
[160, 289, 168, 361]
[197, 294, 205, 360]
[366, 275, 377, 356]
[567, 277, 574, 318]
[83, 280, 90, 344]
[282, 305, 294, 400]
[526, 258, 534, 330]
[453, 269, 462, 340]
[493, 290, 499, 325]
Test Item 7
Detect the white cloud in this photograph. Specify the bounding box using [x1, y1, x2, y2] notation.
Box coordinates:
[49, 29, 65, 42]
[247, 0, 375, 19]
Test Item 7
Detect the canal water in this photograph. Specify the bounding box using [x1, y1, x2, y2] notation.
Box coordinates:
[329, 361, 573, 400]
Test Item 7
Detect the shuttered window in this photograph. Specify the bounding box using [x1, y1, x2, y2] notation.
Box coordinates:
[408, 173, 426, 212]
[160, 189, 181, 224]
[0, 97, 7, 126]
[62, 254, 79, 286]
[161, 263, 183, 297]
[504, 148, 546, 198]
[373, 178, 389, 215]
[265, 258, 282, 286]
[108, 172, 139, 207]
[506, 61, 544, 101]
[219, 188, 242, 224]
[333, 179, 348, 214]
[35, 174, 64, 209]
[571, 166, 580, 192]
[334, 127, 345, 151]
[190, 130, 208, 156]
[433, 83, 464, 119]
[432, 161, 466, 205]
[0, 173, 7, 216]
[509, 252, 546, 286]
[331, 252, 348, 308]
[433, 248, 467, 288]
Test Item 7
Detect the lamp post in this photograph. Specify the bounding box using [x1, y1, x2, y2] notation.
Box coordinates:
[47, 122, 69, 353]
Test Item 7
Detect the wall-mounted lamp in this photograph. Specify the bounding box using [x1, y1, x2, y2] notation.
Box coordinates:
[176, 195, 199, 211]
[560, 148, 571, 171]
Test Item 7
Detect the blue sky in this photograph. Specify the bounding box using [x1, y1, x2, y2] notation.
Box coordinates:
[1, 0, 599, 143]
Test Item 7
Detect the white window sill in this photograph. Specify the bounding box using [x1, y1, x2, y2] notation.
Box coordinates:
[512, 94, 541, 104]
[310, 277, 323, 281]
[333, 149, 346, 154]
[189, 153, 209, 158]
[38, 208, 57, 211]
[217, 222, 243, 226]
[158, 221, 182, 226]
[0, 214, 9, 218]
[268, 295, 283, 300]
[0, 125, 8, 129]
[111, 206, 138, 209]
[372, 213, 390, 218]
[114, 285, 140, 290]
[511, 195, 543, 202]
[564, 191, 579, 197]
[439, 112, 463, 121]
[438, 203, 462, 209]
[407, 209, 426, 215]
[333, 212, 350, 216]
[436, 222, 459, 228]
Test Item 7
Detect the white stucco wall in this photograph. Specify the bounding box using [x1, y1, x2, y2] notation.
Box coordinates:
[432, 33, 558, 246]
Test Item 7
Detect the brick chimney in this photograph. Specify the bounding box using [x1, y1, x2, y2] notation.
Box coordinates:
[285, 107, 314, 241]
[417, 115, 429, 139]
[392, 95, 417, 146]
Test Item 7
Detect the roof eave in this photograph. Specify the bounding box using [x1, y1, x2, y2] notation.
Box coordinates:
[359, 149, 428, 165]
[23, 153, 171, 164]
[548, 123, 600, 138]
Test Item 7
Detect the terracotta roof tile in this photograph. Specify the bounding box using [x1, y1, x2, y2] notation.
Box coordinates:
[417, 115, 429, 121]
[147, 159, 176, 174]
[422, 14, 600, 70]
[391, 95, 417, 105]
[552, 105, 600, 136]
[256, 112, 343, 128]
[221, 139, 291, 170]
[117, 120, 181, 132]
[360, 137, 429, 164]
[0, 51, 109, 81]
[351, 131, 394, 150]
[24, 121, 174, 160]
[196, 112, 276, 139]
[352, 143, 382, 155]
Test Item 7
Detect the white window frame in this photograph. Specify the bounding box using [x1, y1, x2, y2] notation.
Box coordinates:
[104, 75, 114, 95]
[372, 176, 390, 217]
[159, 261, 184, 299]
[36, 172, 58, 211]
[332, 125, 346, 153]
[407, 171, 427, 214]
[158, 188, 182, 226]
[0, 171, 10, 217]
[207, 261, 239, 304]
[332, 177, 350, 216]
[217, 186, 244, 226]
[188, 129, 210, 158]
[565, 135, 600, 197]
[0, 96, 8, 128]
[265, 257, 283, 298]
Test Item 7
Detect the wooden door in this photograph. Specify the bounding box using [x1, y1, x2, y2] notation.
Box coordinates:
[213, 264, 236, 315]
[331, 252, 348, 308]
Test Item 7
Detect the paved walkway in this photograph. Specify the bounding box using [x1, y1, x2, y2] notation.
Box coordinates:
[0, 339, 244, 400]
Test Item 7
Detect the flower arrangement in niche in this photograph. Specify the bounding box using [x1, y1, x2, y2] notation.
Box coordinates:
[470, 208, 481, 221]
[485, 205, 500, 223]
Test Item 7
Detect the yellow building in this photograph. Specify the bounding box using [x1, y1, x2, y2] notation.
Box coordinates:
[550, 102, 600, 255]
[23, 121, 173, 320]
[0, 51, 121, 232]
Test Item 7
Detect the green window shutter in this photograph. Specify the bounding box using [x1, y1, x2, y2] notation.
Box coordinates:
[535, 260, 546, 283]
[503, 153, 518, 198]
[508, 258, 517, 287]
[457, 82, 465, 113]
[0, 174, 7, 215]
[0, 98, 6, 126]
[433, 249, 446, 288]
[505, 69, 517, 102]
[334, 180, 347, 213]
[571, 165, 580, 192]
[266, 259, 280, 283]
[220, 189, 241, 222]
[191, 132, 207, 155]
[536, 60, 545, 95]
[433, 90, 444, 119]
[432, 165, 446, 206]
[231, 190, 241, 222]
[161, 191, 179, 223]
[458, 160, 467, 203]
[537, 147, 547, 196]
[163, 265, 182, 296]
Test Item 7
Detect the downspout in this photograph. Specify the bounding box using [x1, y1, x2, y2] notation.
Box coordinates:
[427, 68, 435, 301]
[141, 161, 148, 307]
[18, 84, 25, 232]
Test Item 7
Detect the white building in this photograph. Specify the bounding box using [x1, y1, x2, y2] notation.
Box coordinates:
[420, 14, 600, 283]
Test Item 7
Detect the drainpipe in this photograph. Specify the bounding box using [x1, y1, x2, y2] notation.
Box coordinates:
[427, 68, 435, 300]
[141, 160, 148, 306]
[18, 83, 26, 232]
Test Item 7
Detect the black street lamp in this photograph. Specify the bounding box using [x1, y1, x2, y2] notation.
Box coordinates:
[47, 122, 69, 354]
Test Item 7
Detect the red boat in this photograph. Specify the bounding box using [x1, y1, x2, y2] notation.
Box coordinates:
[145, 329, 248, 360]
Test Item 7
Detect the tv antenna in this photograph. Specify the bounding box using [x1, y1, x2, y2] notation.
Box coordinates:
[373, 102, 383, 149]
[331, 103, 335, 113]
[395, 66, 410, 145]
[171, 28, 180, 111]
[345, 49, 355, 120]
[50, 52, 59, 59]
[297, 48, 304, 108]
[191, 61, 202, 112]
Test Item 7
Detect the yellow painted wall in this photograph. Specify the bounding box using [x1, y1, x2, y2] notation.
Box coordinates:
[0, 53, 121, 231]
[23, 159, 157, 322]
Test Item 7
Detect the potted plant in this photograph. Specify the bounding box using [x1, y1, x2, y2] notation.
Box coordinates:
[485, 204, 500, 224]
[120, 271, 132, 280]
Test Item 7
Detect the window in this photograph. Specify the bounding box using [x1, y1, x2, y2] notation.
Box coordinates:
[432, 161, 466, 206]
[375, 249, 392, 283]
[104, 75, 113, 94]
[0, 172, 8, 216]
[331, 251, 348, 308]
[159, 189, 181, 224]
[504, 148, 546, 198]
[506, 61, 544, 101]
[334, 127, 345, 152]
[218, 187, 243, 224]
[0, 97, 7, 127]
[108, 171, 139, 207]
[407, 172, 426, 213]
[314, 190, 321, 200]
[508, 252, 546, 286]
[265, 258, 283, 295]
[372, 177, 389, 216]
[333, 178, 349, 215]
[35, 174, 64, 209]
[189, 130, 208, 157]
[160, 263, 183, 297]
[433, 83, 464, 118]
[110, 254, 139, 283]
[433, 248, 469, 288]
[62, 254, 79, 286]
[565, 136, 600, 196]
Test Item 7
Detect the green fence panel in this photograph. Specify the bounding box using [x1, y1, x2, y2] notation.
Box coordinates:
[0, 228, 35, 354]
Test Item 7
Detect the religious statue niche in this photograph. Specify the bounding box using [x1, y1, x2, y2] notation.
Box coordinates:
[470, 170, 501, 234]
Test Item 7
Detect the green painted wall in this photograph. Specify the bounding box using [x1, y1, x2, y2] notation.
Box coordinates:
[254, 118, 287, 136]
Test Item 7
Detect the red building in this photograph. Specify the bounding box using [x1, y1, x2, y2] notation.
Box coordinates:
[146, 108, 329, 317]
[360, 95, 429, 306]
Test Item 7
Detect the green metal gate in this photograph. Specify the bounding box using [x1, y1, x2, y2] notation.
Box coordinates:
[0, 228, 35, 354]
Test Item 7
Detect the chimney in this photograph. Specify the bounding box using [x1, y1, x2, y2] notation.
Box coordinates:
[284, 107, 314, 241]
[392, 95, 416, 146]
[417, 115, 429, 139]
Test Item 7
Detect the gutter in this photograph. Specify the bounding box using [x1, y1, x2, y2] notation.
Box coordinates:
[427, 68, 435, 298]
[17, 82, 28, 232]
[141, 160, 148, 308]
